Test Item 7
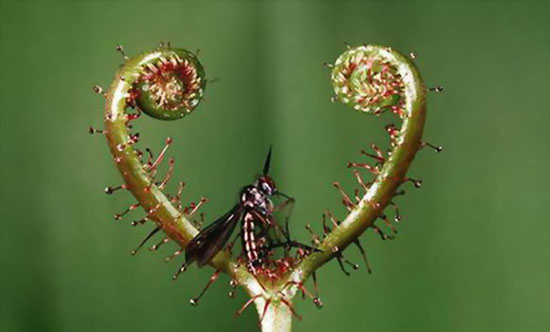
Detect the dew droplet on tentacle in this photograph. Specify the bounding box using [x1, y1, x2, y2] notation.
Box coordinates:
[131, 217, 149, 227]
[172, 262, 188, 280]
[429, 85, 444, 92]
[347, 162, 379, 176]
[333, 181, 356, 211]
[157, 158, 175, 190]
[164, 249, 183, 262]
[88, 127, 105, 135]
[145, 137, 172, 172]
[188, 270, 220, 306]
[379, 214, 398, 234]
[129, 48, 207, 121]
[92, 85, 106, 97]
[335, 255, 351, 276]
[352, 169, 371, 192]
[228, 279, 238, 298]
[372, 224, 394, 240]
[115, 44, 129, 60]
[185, 197, 208, 217]
[353, 239, 373, 274]
[331, 45, 407, 118]
[114, 203, 140, 220]
[422, 141, 443, 153]
[404, 177, 422, 188]
[105, 184, 128, 195]
[150, 237, 169, 251]
[305, 224, 321, 245]
[130, 227, 160, 256]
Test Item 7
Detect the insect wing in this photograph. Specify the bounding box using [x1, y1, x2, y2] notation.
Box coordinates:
[185, 205, 243, 267]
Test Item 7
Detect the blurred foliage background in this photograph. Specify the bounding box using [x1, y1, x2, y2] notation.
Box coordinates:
[1, 0, 549, 331]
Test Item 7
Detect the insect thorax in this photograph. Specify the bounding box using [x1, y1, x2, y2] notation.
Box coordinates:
[240, 185, 272, 216]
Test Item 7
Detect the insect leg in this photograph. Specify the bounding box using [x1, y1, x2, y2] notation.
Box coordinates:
[274, 194, 295, 230]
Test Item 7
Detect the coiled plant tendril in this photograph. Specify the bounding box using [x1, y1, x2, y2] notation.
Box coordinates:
[91, 42, 440, 332]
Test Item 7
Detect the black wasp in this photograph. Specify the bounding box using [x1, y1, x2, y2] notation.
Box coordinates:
[180, 147, 309, 276]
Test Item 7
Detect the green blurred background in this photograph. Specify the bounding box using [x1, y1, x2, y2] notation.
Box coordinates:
[1, 0, 549, 331]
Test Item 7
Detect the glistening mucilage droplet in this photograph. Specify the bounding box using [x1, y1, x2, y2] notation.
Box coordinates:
[331, 45, 408, 118]
[125, 47, 206, 120]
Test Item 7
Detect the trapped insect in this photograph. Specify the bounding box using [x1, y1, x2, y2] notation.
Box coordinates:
[178, 147, 314, 277]
[92, 43, 441, 327]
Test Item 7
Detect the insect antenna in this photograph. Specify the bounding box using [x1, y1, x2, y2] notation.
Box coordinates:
[263, 146, 273, 175]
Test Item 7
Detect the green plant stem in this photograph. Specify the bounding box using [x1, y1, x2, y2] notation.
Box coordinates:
[294, 48, 426, 282]
[257, 299, 293, 332]
[101, 45, 426, 332]
[103, 52, 246, 278]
